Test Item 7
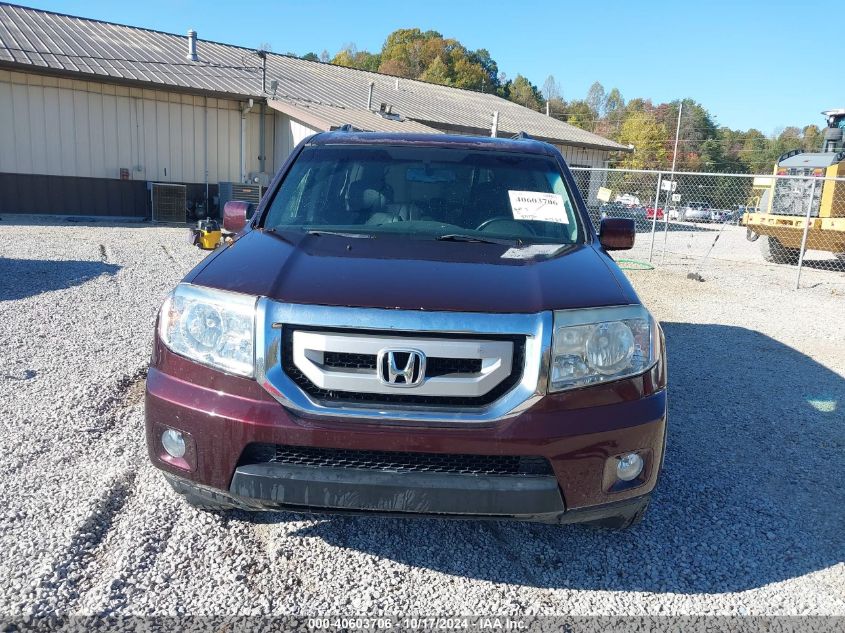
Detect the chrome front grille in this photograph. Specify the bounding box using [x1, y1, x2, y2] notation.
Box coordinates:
[281, 327, 525, 407]
[254, 301, 553, 424]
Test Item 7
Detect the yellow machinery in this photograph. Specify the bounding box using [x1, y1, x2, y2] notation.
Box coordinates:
[189, 217, 222, 250]
[743, 109, 845, 263]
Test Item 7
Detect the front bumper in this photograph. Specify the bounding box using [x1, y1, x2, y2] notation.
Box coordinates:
[146, 344, 667, 521]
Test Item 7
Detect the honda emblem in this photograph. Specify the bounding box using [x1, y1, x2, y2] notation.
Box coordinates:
[377, 349, 426, 387]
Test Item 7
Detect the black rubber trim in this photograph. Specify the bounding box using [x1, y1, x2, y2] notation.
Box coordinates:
[229, 463, 565, 516]
[162, 471, 650, 525]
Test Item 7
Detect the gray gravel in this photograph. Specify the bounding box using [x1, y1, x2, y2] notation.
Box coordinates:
[0, 215, 843, 618]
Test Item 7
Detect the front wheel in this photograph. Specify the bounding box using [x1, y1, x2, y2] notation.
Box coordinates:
[759, 235, 800, 264]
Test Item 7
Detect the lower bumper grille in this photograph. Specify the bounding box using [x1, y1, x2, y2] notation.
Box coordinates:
[240, 444, 554, 476]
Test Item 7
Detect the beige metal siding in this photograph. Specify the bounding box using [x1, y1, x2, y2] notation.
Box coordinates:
[273, 111, 320, 168]
[558, 145, 610, 168]
[0, 70, 268, 183]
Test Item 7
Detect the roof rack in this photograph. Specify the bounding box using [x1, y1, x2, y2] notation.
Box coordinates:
[511, 131, 534, 140]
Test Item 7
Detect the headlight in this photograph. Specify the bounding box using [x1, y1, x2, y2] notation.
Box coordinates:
[550, 305, 658, 392]
[158, 284, 257, 377]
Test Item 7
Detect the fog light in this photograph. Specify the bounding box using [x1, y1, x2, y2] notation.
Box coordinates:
[161, 429, 186, 458]
[616, 452, 644, 481]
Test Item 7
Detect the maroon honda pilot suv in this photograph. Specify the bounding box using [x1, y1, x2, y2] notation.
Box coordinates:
[146, 132, 667, 528]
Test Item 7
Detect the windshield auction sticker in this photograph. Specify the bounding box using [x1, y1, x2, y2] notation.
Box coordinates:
[508, 191, 568, 224]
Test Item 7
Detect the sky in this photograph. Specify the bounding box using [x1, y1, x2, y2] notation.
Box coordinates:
[18, 0, 839, 135]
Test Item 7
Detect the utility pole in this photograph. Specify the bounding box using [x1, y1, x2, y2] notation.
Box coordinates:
[670, 101, 683, 176]
[661, 101, 683, 265]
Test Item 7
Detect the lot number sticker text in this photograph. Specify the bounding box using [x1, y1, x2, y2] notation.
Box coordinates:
[508, 191, 568, 224]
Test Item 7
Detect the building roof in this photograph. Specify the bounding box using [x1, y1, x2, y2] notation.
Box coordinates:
[266, 99, 440, 134]
[0, 3, 628, 152]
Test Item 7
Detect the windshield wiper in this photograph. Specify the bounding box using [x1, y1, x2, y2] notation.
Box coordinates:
[305, 230, 374, 238]
[436, 233, 522, 246]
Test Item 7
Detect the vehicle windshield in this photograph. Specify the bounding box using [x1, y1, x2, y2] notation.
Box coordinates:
[261, 145, 583, 244]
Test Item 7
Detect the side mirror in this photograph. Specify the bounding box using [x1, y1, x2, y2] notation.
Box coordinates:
[222, 200, 253, 233]
[599, 217, 635, 250]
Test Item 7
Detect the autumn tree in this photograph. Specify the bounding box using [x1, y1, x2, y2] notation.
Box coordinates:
[617, 111, 669, 169]
[802, 125, 823, 152]
[331, 44, 381, 71]
[357, 28, 499, 92]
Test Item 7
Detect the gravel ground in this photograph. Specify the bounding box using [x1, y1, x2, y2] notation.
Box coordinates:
[0, 216, 843, 619]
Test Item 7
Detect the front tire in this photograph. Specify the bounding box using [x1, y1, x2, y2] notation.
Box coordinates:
[759, 235, 800, 264]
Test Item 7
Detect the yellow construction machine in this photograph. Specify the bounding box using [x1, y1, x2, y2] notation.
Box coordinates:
[743, 109, 845, 263]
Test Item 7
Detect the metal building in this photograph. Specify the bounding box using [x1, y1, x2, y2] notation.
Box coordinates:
[0, 3, 629, 219]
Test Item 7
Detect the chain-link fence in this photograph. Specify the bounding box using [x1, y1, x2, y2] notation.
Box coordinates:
[570, 167, 845, 288]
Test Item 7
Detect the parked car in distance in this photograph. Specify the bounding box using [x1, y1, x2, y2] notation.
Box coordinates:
[600, 202, 644, 222]
[709, 208, 732, 223]
[146, 131, 667, 529]
[614, 193, 641, 207]
[684, 201, 711, 223]
[645, 206, 664, 221]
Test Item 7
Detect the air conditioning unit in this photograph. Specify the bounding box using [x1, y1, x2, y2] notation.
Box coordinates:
[219, 182, 263, 209]
[151, 183, 187, 223]
[248, 171, 272, 187]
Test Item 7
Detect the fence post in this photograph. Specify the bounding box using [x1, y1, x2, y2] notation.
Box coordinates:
[794, 177, 817, 290]
[648, 172, 663, 262]
[660, 188, 671, 265]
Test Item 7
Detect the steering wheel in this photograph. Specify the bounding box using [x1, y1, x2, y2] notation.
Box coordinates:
[475, 217, 536, 236]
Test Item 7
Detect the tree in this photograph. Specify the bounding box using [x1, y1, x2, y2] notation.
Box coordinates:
[421, 56, 451, 85]
[301, 52, 320, 62]
[469, 48, 499, 92]
[602, 87, 625, 137]
[604, 87, 624, 116]
[346, 28, 501, 92]
[507, 75, 544, 111]
[451, 57, 488, 90]
[586, 81, 606, 118]
[547, 97, 567, 120]
[802, 125, 823, 152]
[617, 111, 669, 169]
[562, 100, 595, 131]
[331, 44, 381, 72]
[741, 129, 771, 174]
[319, 49, 330, 63]
[542, 75, 561, 102]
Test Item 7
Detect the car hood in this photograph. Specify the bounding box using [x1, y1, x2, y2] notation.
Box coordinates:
[187, 229, 638, 313]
